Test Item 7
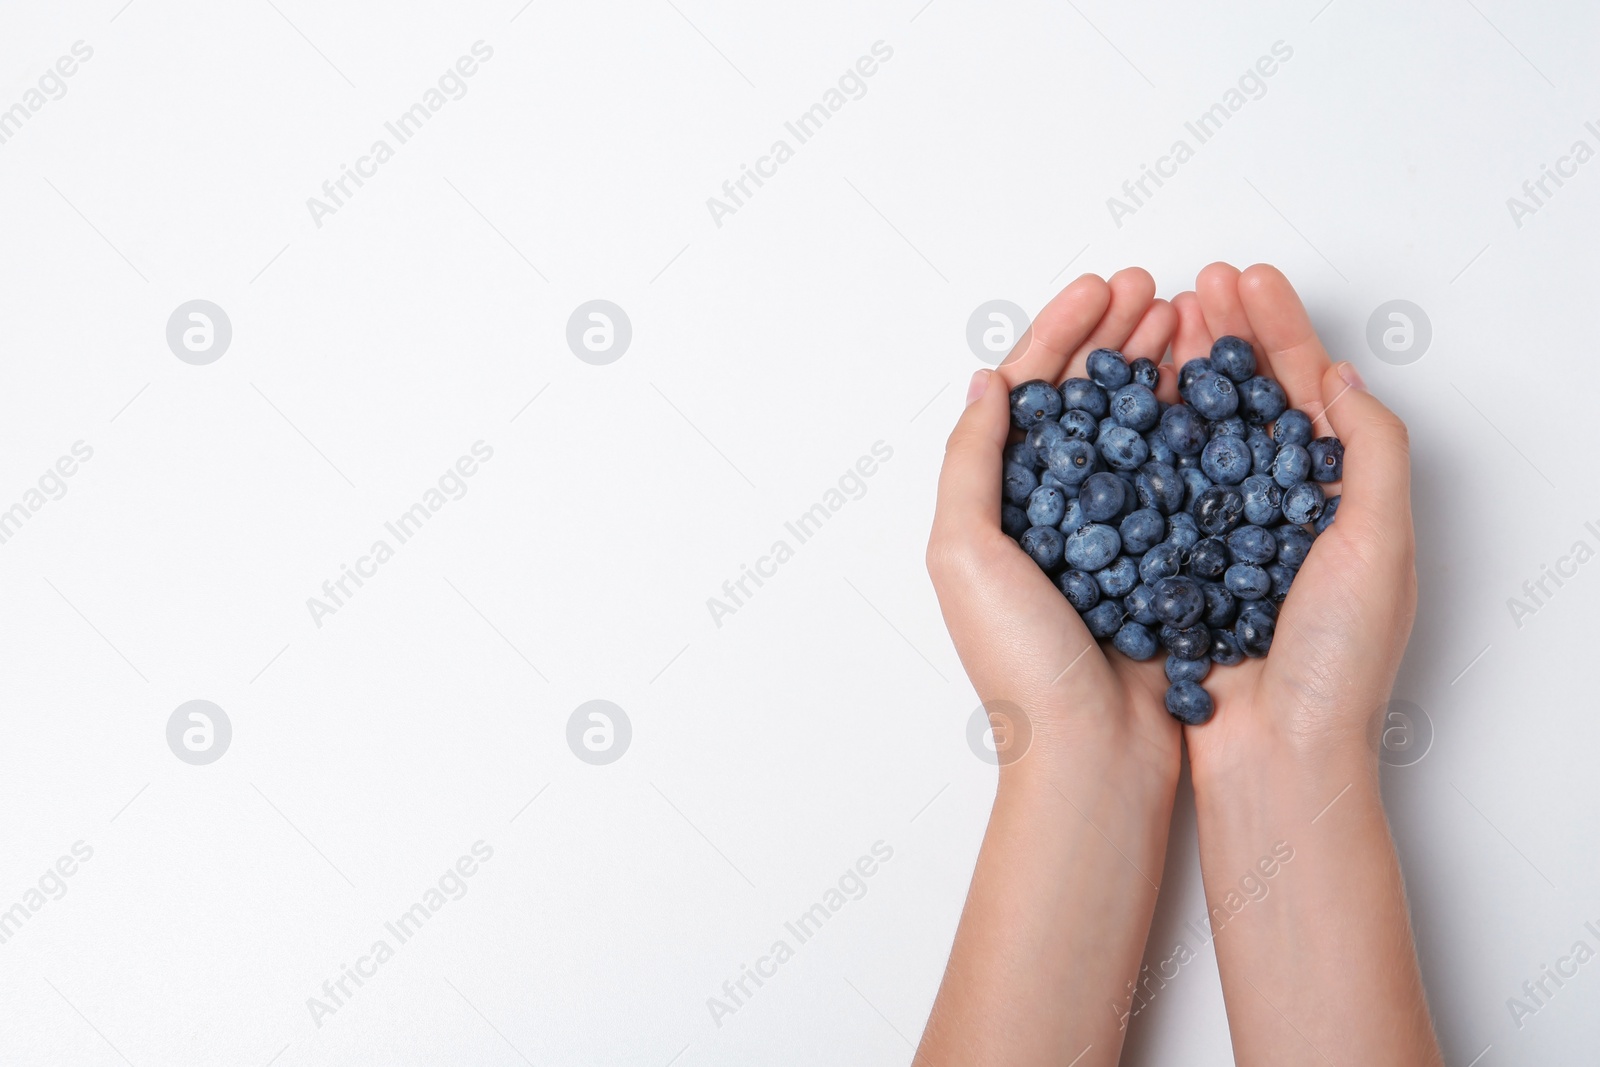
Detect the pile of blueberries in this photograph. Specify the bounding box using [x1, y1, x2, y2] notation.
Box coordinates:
[1002, 339, 1342, 725]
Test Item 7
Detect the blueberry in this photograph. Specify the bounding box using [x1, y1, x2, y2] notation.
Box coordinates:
[1238, 375, 1287, 425]
[1272, 409, 1313, 448]
[1210, 336, 1257, 382]
[1129, 357, 1160, 391]
[1099, 415, 1120, 440]
[1042, 437, 1098, 487]
[1040, 469, 1078, 495]
[1181, 467, 1213, 511]
[1246, 429, 1277, 475]
[1224, 562, 1270, 600]
[1079, 471, 1127, 523]
[1201, 581, 1238, 628]
[1097, 425, 1149, 471]
[1059, 408, 1100, 442]
[1164, 680, 1215, 724]
[1144, 429, 1175, 467]
[1240, 474, 1283, 526]
[1001, 504, 1028, 539]
[1160, 404, 1209, 456]
[1178, 357, 1214, 394]
[1057, 569, 1100, 612]
[1110, 382, 1160, 431]
[1010, 379, 1063, 430]
[1087, 348, 1132, 390]
[1059, 377, 1109, 418]
[1161, 623, 1212, 661]
[1082, 599, 1125, 639]
[1113, 471, 1141, 519]
[1058, 498, 1088, 535]
[1152, 576, 1205, 628]
[1266, 562, 1295, 604]
[1114, 621, 1159, 661]
[1026, 484, 1068, 527]
[1019, 525, 1066, 571]
[1271, 443, 1311, 488]
[1125, 583, 1160, 625]
[1226, 524, 1277, 565]
[1235, 606, 1276, 657]
[1209, 416, 1248, 440]
[1064, 523, 1121, 571]
[1209, 627, 1244, 666]
[1120, 508, 1166, 554]
[1282, 481, 1325, 525]
[1314, 494, 1340, 534]
[1135, 461, 1184, 515]
[1165, 654, 1211, 685]
[1025, 419, 1069, 455]
[1308, 436, 1344, 483]
[1187, 372, 1240, 420]
[1005, 440, 1040, 471]
[1175, 451, 1202, 470]
[1139, 541, 1183, 584]
[1186, 537, 1229, 580]
[1096, 556, 1139, 598]
[1003, 461, 1039, 505]
[1165, 511, 1200, 551]
[1201, 435, 1252, 485]
[1193, 485, 1244, 537]
[1272, 524, 1314, 569]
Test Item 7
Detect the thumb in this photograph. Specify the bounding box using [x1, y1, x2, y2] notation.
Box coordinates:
[932, 369, 1011, 542]
[1315, 361, 1412, 538]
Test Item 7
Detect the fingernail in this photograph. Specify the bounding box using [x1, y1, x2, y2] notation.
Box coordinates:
[967, 369, 991, 406]
[1338, 361, 1367, 392]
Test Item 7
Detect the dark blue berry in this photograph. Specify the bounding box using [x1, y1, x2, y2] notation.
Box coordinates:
[1144, 429, 1175, 467]
[1152, 576, 1205, 628]
[1125, 583, 1160, 625]
[1186, 537, 1229, 580]
[1161, 623, 1212, 661]
[1026, 485, 1068, 527]
[1079, 471, 1126, 523]
[1224, 562, 1270, 600]
[1187, 373, 1239, 420]
[1097, 425, 1149, 471]
[1175, 451, 1202, 470]
[1226, 524, 1277, 565]
[1165, 680, 1215, 724]
[1010, 379, 1062, 430]
[1059, 377, 1109, 418]
[1001, 504, 1028, 539]
[1314, 494, 1340, 534]
[1165, 511, 1200, 551]
[1058, 498, 1088, 535]
[1246, 429, 1277, 475]
[1238, 376, 1287, 425]
[1082, 599, 1124, 639]
[1019, 525, 1065, 571]
[1209, 416, 1248, 439]
[1177, 357, 1214, 394]
[1110, 382, 1160, 431]
[1003, 461, 1038, 505]
[1209, 628, 1244, 665]
[1193, 485, 1244, 537]
[1064, 523, 1121, 571]
[1272, 409, 1313, 448]
[1005, 440, 1040, 471]
[1025, 419, 1068, 455]
[1201, 582, 1238, 628]
[1282, 481, 1325, 525]
[1181, 468, 1213, 511]
[1057, 569, 1100, 612]
[1139, 541, 1183, 584]
[1129, 357, 1160, 390]
[1059, 408, 1100, 442]
[1272, 525, 1314, 569]
[1201, 435, 1252, 485]
[1210, 336, 1257, 382]
[1119, 508, 1166, 554]
[1087, 348, 1132, 390]
[1235, 606, 1276, 656]
[1042, 437, 1098, 487]
[1114, 621, 1159, 660]
[1266, 562, 1295, 604]
[1271, 443, 1311, 488]
[1165, 654, 1211, 684]
[1240, 475, 1282, 526]
[1135, 461, 1184, 515]
[1308, 436, 1344, 483]
[1096, 556, 1140, 598]
[1160, 404, 1209, 456]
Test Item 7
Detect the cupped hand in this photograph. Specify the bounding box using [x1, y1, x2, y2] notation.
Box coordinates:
[927, 270, 1183, 779]
[1173, 263, 1418, 773]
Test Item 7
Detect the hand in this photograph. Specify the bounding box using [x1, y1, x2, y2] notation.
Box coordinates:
[1171, 263, 1417, 773]
[926, 269, 1182, 783]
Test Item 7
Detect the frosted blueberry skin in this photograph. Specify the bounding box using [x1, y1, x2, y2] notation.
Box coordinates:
[1240, 475, 1283, 526]
[1026, 485, 1069, 528]
[1187, 372, 1239, 420]
[1125, 583, 1161, 626]
[1224, 562, 1271, 601]
[1226, 524, 1277, 566]
[1087, 348, 1133, 390]
[1314, 494, 1341, 534]
[1005, 440, 1039, 471]
[1129, 357, 1160, 391]
[1165, 680, 1215, 724]
[1282, 481, 1326, 525]
[1201, 435, 1253, 485]
[1119, 509, 1166, 554]
[1151, 576, 1206, 629]
[1266, 562, 1296, 604]
[1208, 627, 1245, 666]
[1001, 504, 1028, 539]
[1272, 408, 1314, 448]
[1236, 604, 1277, 657]
[1114, 621, 1159, 661]
[1139, 541, 1184, 585]
[1272, 524, 1315, 569]
[1161, 623, 1212, 662]
[1238, 375, 1288, 425]
[1025, 419, 1069, 455]
[1096, 556, 1140, 598]
[1178, 356, 1214, 394]
[1058, 498, 1088, 536]
[1010, 379, 1063, 430]
[1272, 443, 1312, 488]
[1160, 404, 1209, 456]
[1064, 523, 1122, 572]
[1209, 415, 1248, 439]
[1042, 437, 1098, 487]
[1082, 599, 1125, 639]
[1181, 468, 1214, 511]
[1308, 436, 1345, 482]
[1097, 425, 1150, 472]
[1079, 471, 1127, 523]
[1186, 537, 1229, 581]
[1057, 569, 1101, 613]
[1059, 377, 1109, 418]
[1059, 408, 1100, 442]
[1201, 582, 1238, 629]
[1193, 485, 1245, 537]
[1246, 428, 1277, 475]
[1144, 429, 1175, 467]
[1210, 336, 1258, 382]
[1165, 653, 1211, 685]
[1110, 382, 1161, 432]
[1003, 461, 1039, 505]
[1019, 525, 1066, 571]
[1136, 461, 1185, 515]
[1165, 511, 1200, 551]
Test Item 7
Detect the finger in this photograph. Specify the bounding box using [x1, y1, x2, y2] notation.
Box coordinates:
[932, 369, 1012, 539]
[1196, 261, 1256, 354]
[1062, 267, 1156, 379]
[998, 274, 1111, 389]
[1314, 361, 1410, 532]
[1171, 290, 1211, 366]
[1237, 263, 1334, 415]
[1124, 298, 1180, 403]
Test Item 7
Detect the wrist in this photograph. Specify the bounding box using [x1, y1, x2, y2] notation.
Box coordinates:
[1191, 724, 1380, 827]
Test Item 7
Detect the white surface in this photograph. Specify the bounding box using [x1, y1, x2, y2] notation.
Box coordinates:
[1, 0, 1596, 1064]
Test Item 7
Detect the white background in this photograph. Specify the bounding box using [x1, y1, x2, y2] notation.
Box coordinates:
[1, 0, 1597, 1064]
